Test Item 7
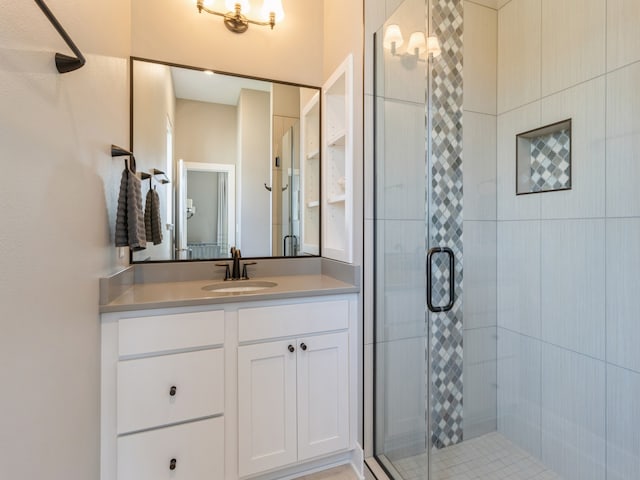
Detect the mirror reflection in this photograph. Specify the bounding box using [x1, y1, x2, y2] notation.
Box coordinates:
[131, 58, 321, 262]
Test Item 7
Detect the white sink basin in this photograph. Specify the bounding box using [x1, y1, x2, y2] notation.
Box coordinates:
[202, 280, 278, 294]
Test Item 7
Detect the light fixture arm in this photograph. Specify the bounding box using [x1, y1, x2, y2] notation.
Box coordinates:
[196, 1, 276, 33]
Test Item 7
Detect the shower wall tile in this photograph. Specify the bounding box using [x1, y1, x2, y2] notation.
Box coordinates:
[497, 327, 541, 459]
[497, 0, 541, 113]
[375, 219, 426, 343]
[541, 345, 606, 480]
[540, 219, 605, 359]
[497, 0, 511, 8]
[375, 336, 427, 457]
[607, 0, 640, 72]
[497, 102, 541, 220]
[497, 221, 540, 338]
[464, 326, 498, 364]
[463, 356, 497, 440]
[464, 112, 497, 221]
[540, 0, 605, 96]
[606, 62, 640, 218]
[364, 94, 374, 221]
[378, 99, 427, 221]
[464, 1, 497, 115]
[381, 0, 428, 105]
[463, 221, 497, 329]
[540, 77, 606, 219]
[606, 218, 640, 373]
[607, 364, 640, 480]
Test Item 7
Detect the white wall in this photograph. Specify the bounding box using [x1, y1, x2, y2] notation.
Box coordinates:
[131, 0, 324, 87]
[496, 1, 640, 479]
[0, 1, 130, 479]
[175, 99, 237, 165]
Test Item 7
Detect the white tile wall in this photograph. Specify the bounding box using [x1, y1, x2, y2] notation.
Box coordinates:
[497, 0, 541, 113]
[606, 218, 640, 373]
[463, 357, 498, 440]
[464, 2, 497, 115]
[497, 102, 541, 220]
[464, 113, 497, 221]
[497, 327, 542, 458]
[540, 344, 606, 480]
[375, 219, 426, 343]
[606, 62, 640, 217]
[375, 336, 427, 456]
[540, 219, 605, 359]
[607, 0, 640, 72]
[539, 77, 606, 219]
[497, 221, 540, 338]
[381, 0, 427, 105]
[379, 99, 427, 221]
[607, 364, 640, 480]
[540, 0, 605, 96]
[463, 221, 497, 330]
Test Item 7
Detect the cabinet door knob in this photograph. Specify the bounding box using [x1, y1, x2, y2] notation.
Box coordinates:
[169, 458, 177, 470]
[288, 344, 295, 353]
[169, 386, 177, 397]
[300, 342, 308, 351]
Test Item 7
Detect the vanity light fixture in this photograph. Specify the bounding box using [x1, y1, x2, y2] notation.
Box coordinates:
[383, 24, 441, 60]
[196, 0, 285, 34]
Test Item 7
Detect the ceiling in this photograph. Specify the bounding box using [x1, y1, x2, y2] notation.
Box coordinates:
[171, 65, 272, 106]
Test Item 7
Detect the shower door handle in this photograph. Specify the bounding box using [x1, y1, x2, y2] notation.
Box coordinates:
[426, 247, 455, 313]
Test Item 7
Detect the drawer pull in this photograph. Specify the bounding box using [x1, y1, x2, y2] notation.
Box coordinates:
[288, 344, 295, 353]
[300, 342, 308, 351]
[169, 458, 177, 470]
[169, 385, 177, 397]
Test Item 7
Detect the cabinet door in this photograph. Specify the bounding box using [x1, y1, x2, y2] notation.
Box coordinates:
[238, 340, 297, 477]
[297, 332, 350, 460]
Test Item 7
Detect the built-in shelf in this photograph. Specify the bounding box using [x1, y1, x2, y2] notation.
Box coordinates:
[327, 195, 345, 204]
[327, 130, 346, 147]
[301, 91, 321, 256]
[321, 54, 352, 264]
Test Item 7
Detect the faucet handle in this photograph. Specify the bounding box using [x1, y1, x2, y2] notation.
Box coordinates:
[215, 263, 231, 281]
[242, 261, 257, 279]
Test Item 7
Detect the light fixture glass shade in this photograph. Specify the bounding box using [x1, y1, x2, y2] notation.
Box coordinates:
[225, 0, 250, 13]
[261, 0, 285, 22]
[383, 24, 404, 51]
[407, 31, 426, 55]
[427, 35, 441, 56]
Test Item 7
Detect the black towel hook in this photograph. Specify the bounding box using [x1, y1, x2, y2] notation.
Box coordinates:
[34, 0, 86, 73]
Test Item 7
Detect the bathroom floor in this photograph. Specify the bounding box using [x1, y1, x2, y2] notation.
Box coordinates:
[380, 432, 563, 480]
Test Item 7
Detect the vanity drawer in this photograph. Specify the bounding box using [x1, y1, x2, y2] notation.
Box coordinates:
[117, 416, 224, 480]
[118, 310, 224, 356]
[117, 349, 224, 434]
[238, 299, 349, 342]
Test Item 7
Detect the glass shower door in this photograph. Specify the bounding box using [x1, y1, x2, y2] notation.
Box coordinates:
[373, 0, 430, 477]
[373, 0, 464, 478]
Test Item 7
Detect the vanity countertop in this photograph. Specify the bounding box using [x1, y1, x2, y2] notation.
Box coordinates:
[99, 274, 359, 313]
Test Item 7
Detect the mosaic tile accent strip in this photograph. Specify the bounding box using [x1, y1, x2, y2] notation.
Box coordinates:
[530, 129, 571, 192]
[429, 0, 464, 449]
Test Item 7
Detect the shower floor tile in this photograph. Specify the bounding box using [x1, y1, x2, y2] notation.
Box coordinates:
[389, 432, 562, 480]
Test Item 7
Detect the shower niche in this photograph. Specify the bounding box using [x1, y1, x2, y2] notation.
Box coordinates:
[516, 118, 572, 195]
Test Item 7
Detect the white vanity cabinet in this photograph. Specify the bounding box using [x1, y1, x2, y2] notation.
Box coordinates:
[101, 293, 359, 480]
[237, 300, 351, 477]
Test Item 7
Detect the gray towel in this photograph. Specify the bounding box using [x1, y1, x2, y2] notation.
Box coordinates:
[144, 188, 163, 245]
[115, 168, 147, 251]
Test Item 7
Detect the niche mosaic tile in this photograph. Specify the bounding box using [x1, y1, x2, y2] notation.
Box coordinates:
[516, 119, 572, 195]
[429, 0, 464, 450]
